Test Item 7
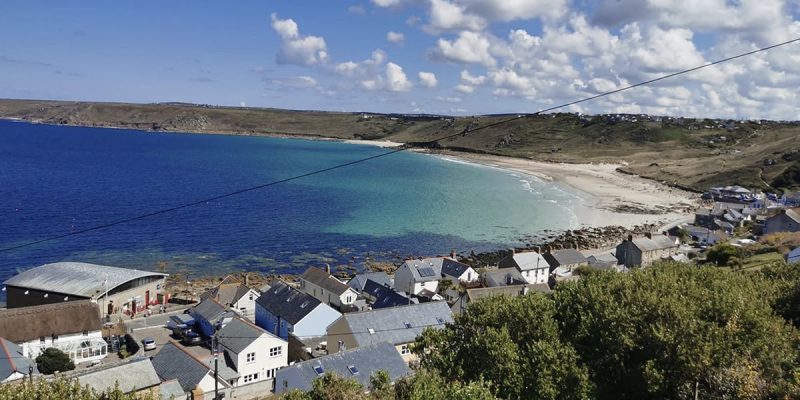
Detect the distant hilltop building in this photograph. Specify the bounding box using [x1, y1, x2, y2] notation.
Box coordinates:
[3, 261, 167, 317]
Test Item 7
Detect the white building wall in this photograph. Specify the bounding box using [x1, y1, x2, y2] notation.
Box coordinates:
[232, 289, 259, 319]
[292, 304, 341, 339]
[301, 280, 357, 308]
[412, 281, 438, 295]
[231, 335, 288, 387]
[22, 330, 107, 364]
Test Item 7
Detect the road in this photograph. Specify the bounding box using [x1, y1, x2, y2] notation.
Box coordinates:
[124, 307, 191, 332]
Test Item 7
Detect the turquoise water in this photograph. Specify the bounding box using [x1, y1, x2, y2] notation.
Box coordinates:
[0, 120, 582, 279]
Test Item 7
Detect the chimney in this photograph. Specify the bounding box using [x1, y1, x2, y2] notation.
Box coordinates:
[450, 249, 457, 260]
[244, 273, 249, 286]
[509, 248, 515, 256]
[506, 273, 513, 285]
[535, 246, 541, 254]
[627, 234, 633, 242]
[325, 264, 331, 274]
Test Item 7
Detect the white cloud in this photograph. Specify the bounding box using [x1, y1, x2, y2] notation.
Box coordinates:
[387, 31, 405, 44]
[436, 95, 462, 103]
[418, 71, 438, 87]
[430, 31, 496, 67]
[270, 14, 328, 66]
[348, 5, 366, 15]
[426, 0, 486, 32]
[386, 62, 413, 91]
[271, 76, 319, 88]
[455, 84, 475, 93]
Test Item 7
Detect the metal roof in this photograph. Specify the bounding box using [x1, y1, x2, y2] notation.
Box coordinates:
[4, 262, 167, 298]
[338, 301, 453, 348]
[256, 281, 331, 325]
[274, 342, 411, 394]
[76, 358, 161, 394]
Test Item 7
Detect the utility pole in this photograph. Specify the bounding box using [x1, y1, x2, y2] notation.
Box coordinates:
[213, 335, 219, 400]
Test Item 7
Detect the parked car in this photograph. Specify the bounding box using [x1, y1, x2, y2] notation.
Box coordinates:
[142, 337, 157, 351]
[181, 331, 203, 346]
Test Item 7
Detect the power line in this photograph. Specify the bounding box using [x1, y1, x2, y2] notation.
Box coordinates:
[1, 36, 798, 254]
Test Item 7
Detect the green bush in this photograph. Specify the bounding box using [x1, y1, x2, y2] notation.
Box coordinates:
[35, 348, 74, 375]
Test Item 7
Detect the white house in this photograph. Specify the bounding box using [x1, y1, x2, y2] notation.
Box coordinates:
[255, 281, 341, 340]
[498, 250, 550, 285]
[200, 277, 260, 319]
[788, 247, 800, 264]
[395, 257, 473, 295]
[216, 318, 288, 390]
[0, 301, 107, 365]
[298, 267, 358, 309]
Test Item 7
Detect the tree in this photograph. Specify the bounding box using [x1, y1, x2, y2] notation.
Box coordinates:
[0, 377, 158, 400]
[706, 243, 739, 266]
[35, 348, 75, 375]
[762, 262, 800, 327]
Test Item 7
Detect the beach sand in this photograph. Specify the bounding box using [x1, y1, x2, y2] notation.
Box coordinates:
[437, 151, 699, 230]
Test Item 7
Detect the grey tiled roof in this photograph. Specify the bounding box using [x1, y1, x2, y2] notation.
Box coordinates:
[338, 301, 452, 347]
[217, 318, 277, 355]
[274, 342, 411, 394]
[256, 281, 324, 325]
[362, 280, 414, 309]
[151, 342, 211, 392]
[402, 257, 469, 282]
[4, 262, 166, 299]
[544, 249, 588, 267]
[159, 380, 185, 400]
[483, 268, 526, 287]
[200, 283, 252, 307]
[191, 298, 230, 322]
[76, 358, 160, 394]
[0, 337, 33, 381]
[440, 259, 472, 278]
[348, 272, 392, 293]
[500, 251, 548, 271]
[301, 267, 352, 296]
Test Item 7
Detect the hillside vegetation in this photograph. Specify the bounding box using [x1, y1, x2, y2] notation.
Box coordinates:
[1, 99, 799, 192]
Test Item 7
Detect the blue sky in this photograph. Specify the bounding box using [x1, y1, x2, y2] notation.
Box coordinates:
[1, 1, 799, 119]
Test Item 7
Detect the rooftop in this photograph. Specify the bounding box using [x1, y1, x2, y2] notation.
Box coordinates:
[75, 358, 160, 394]
[274, 342, 410, 394]
[0, 337, 34, 381]
[152, 342, 226, 393]
[300, 267, 352, 296]
[4, 262, 167, 299]
[545, 249, 588, 267]
[217, 318, 278, 355]
[256, 281, 330, 325]
[0, 301, 102, 343]
[336, 301, 452, 347]
[200, 281, 253, 307]
[500, 251, 548, 271]
[347, 272, 392, 292]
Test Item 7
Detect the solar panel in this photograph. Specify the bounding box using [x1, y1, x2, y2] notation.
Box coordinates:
[418, 267, 436, 277]
[348, 365, 359, 375]
[313, 365, 324, 375]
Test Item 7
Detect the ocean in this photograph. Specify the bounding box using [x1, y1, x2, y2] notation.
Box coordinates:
[0, 120, 583, 281]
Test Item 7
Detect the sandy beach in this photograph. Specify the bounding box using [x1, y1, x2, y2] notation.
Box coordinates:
[436, 151, 699, 230]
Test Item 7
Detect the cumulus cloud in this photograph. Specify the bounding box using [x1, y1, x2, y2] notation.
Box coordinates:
[430, 31, 496, 67]
[270, 76, 318, 88]
[270, 14, 328, 66]
[418, 71, 438, 87]
[387, 31, 405, 44]
[386, 62, 413, 91]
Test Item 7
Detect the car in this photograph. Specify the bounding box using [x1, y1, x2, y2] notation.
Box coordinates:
[142, 337, 157, 351]
[181, 331, 203, 346]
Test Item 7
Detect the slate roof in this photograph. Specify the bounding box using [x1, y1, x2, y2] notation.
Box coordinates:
[152, 342, 216, 393]
[0, 337, 34, 381]
[586, 252, 619, 268]
[200, 283, 253, 307]
[362, 280, 414, 309]
[630, 235, 678, 252]
[75, 358, 160, 394]
[440, 259, 472, 278]
[337, 301, 453, 347]
[191, 298, 230, 322]
[348, 272, 392, 293]
[544, 249, 588, 267]
[256, 281, 325, 325]
[159, 380, 185, 400]
[217, 317, 278, 355]
[787, 247, 800, 263]
[274, 342, 411, 394]
[3, 262, 166, 299]
[0, 301, 102, 343]
[300, 267, 352, 296]
[500, 251, 549, 271]
[483, 268, 526, 287]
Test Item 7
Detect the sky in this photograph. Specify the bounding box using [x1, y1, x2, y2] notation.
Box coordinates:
[1, 1, 799, 119]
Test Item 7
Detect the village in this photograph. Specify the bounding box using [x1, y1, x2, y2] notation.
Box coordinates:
[0, 185, 798, 400]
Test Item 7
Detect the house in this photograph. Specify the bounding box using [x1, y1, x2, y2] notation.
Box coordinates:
[694, 208, 715, 228]
[394, 257, 471, 295]
[326, 302, 453, 363]
[2, 262, 167, 316]
[299, 267, 359, 310]
[347, 272, 393, 293]
[200, 277, 260, 319]
[764, 209, 800, 234]
[75, 358, 161, 396]
[152, 342, 231, 400]
[216, 318, 288, 392]
[361, 279, 415, 309]
[0, 301, 107, 364]
[482, 268, 527, 287]
[787, 247, 800, 264]
[615, 234, 680, 268]
[782, 191, 800, 207]
[274, 342, 411, 395]
[0, 337, 35, 382]
[683, 225, 729, 245]
[544, 249, 589, 271]
[498, 250, 550, 284]
[190, 298, 236, 338]
[451, 284, 550, 315]
[585, 252, 620, 269]
[255, 281, 341, 340]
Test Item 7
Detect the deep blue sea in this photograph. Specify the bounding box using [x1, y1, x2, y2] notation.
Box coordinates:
[0, 120, 583, 282]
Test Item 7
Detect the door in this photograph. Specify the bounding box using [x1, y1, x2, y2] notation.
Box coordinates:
[145, 290, 150, 306]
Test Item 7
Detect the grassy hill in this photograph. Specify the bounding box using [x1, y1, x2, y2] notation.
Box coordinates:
[1, 98, 798, 192]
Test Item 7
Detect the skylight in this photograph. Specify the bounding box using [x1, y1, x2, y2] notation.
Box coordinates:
[348, 365, 359, 375]
[313, 365, 324, 375]
[404, 322, 412, 329]
[436, 317, 445, 324]
[368, 328, 375, 334]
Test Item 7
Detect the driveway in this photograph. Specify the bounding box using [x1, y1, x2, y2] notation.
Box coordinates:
[124, 307, 192, 332]
[130, 325, 213, 362]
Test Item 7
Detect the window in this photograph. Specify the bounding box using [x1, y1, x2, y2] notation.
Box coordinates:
[400, 344, 411, 355]
[39, 337, 45, 343]
[269, 346, 282, 357]
[243, 373, 259, 383]
[267, 368, 279, 378]
[249, 294, 254, 301]
[246, 352, 256, 363]
[368, 328, 375, 334]
[346, 296, 352, 303]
